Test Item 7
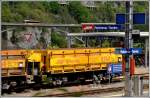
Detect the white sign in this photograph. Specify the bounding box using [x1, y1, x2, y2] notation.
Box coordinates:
[108, 66, 112, 72]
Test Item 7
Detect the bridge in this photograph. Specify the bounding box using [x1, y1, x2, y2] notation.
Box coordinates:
[1, 22, 81, 27]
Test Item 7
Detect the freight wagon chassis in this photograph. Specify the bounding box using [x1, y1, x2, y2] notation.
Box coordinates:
[2, 76, 27, 93]
[41, 70, 109, 87]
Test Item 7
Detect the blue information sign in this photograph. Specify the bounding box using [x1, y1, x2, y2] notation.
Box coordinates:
[115, 48, 142, 55]
[118, 48, 130, 54]
[107, 64, 122, 74]
[116, 14, 126, 24]
[116, 13, 146, 24]
[133, 13, 145, 24]
[129, 48, 142, 54]
[95, 25, 123, 30]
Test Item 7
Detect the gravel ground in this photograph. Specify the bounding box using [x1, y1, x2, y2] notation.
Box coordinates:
[82, 90, 149, 97]
[135, 67, 149, 74]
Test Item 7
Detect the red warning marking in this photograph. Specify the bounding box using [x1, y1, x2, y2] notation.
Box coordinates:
[24, 33, 32, 42]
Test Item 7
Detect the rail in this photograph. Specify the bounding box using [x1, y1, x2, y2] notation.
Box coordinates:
[40, 84, 148, 97]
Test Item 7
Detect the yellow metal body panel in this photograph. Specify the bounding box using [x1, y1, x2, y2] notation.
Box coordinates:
[1, 50, 27, 56]
[50, 55, 88, 66]
[48, 48, 122, 74]
[27, 53, 42, 62]
[89, 53, 121, 64]
[1, 59, 26, 77]
[1, 59, 25, 68]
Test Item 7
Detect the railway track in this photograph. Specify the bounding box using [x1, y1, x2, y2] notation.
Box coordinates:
[40, 84, 149, 97]
[2, 77, 123, 94]
[2, 75, 149, 96]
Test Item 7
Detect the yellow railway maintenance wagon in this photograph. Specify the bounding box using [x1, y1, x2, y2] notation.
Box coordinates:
[47, 48, 122, 74]
[1, 48, 123, 88]
[40, 48, 122, 86]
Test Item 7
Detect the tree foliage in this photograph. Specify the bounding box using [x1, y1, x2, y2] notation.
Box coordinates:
[68, 2, 97, 23]
[2, 1, 148, 48]
[51, 32, 67, 48]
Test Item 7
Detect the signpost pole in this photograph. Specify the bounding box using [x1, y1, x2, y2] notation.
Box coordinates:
[109, 72, 110, 84]
[124, 1, 133, 96]
[108, 65, 111, 85]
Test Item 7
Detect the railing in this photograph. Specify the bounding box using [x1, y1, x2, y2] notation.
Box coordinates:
[131, 73, 149, 96]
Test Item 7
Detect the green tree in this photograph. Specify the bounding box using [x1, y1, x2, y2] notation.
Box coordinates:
[51, 32, 67, 48]
[2, 2, 14, 22]
[96, 2, 115, 23]
[44, 2, 61, 14]
[68, 2, 96, 23]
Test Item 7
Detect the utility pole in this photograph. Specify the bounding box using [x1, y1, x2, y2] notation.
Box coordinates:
[124, 1, 133, 96]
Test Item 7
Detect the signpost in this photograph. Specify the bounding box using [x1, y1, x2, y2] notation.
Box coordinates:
[82, 24, 94, 31]
[133, 13, 146, 24]
[82, 24, 123, 31]
[94, 25, 123, 30]
[116, 13, 146, 24]
[115, 48, 142, 55]
[107, 65, 112, 84]
[130, 48, 142, 54]
[24, 33, 32, 49]
[116, 14, 126, 24]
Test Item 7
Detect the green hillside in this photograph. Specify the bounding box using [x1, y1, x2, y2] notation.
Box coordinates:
[1, 1, 149, 49]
